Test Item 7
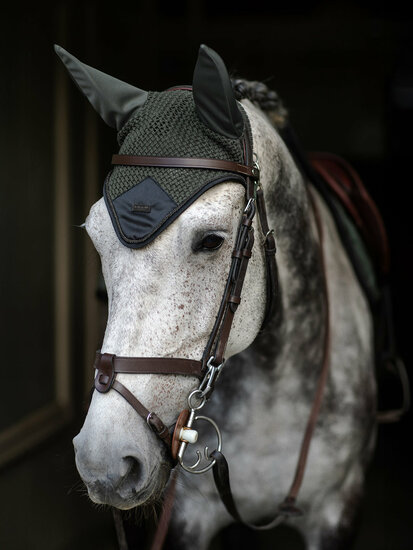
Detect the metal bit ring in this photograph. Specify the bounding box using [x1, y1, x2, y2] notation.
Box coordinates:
[187, 389, 206, 411]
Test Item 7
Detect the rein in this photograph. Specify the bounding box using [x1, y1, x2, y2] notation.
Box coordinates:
[209, 186, 330, 529]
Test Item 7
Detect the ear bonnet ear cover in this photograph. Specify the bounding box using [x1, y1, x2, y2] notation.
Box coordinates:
[106, 88, 252, 248]
[54, 45, 148, 130]
[56, 43, 252, 248]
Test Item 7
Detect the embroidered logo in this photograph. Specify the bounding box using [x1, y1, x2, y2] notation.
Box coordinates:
[132, 204, 151, 213]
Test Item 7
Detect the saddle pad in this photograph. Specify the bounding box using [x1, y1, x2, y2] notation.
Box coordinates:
[309, 152, 390, 306]
[309, 152, 390, 277]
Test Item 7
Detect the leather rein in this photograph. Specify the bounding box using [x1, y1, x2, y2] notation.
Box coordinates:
[93, 151, 331, 545]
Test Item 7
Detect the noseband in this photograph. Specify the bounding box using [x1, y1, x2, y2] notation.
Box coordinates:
[93, 353, 205, 447]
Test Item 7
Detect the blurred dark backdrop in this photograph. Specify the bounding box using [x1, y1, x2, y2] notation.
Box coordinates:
[0, 1, 412, 549]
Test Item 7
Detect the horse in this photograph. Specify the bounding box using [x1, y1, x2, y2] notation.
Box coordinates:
[56, 44, 377, 549]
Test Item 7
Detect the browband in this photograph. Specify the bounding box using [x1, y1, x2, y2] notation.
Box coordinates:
[111, 154, 259, 179]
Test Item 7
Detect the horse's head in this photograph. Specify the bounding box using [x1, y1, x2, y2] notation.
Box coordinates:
[56, 44, 275, 509]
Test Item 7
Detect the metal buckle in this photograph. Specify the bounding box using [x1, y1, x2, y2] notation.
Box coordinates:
[198, 356, 225, 399]
[252, 157, 260, 182]
[146, 412, 154, 427]
[146, 412, 158, 433]
[146, 411, 169, 438]
[244, 197, 255, 215]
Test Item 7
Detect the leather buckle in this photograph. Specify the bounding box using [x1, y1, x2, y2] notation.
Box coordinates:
[94, 353, 116, 393]
[147, 412, 165, 434]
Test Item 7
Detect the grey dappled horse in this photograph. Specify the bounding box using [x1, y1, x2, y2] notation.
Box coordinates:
[56, 45, 376, 550]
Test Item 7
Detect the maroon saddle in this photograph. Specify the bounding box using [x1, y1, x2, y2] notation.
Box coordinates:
[309, 151, 390, 278]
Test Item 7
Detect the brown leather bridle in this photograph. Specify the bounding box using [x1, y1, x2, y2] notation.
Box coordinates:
[94, 150, 278, 451]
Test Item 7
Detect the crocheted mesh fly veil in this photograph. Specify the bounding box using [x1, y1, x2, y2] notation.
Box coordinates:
[55, 44, 252, 248]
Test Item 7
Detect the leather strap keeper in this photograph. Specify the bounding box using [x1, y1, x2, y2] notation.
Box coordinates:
[241, 216, 253, 227]
[147, 412, 171, 443]
[232, 249, 243, 259]
[95, 353, 116, 393]
[265, 233, 277, 256]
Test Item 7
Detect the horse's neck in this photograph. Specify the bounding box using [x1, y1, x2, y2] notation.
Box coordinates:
[252, 134, 326, 382]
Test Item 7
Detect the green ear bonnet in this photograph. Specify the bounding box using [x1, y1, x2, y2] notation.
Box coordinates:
[55, 44, 253, 248]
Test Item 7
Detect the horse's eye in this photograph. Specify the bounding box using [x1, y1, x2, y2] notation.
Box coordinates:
[195, 233, 225, 251]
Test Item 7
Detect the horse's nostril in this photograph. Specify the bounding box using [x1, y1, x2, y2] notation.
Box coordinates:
[121, 456, 143, 486]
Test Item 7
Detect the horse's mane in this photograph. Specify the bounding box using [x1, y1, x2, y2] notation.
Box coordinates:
[231, 78, 288, 129]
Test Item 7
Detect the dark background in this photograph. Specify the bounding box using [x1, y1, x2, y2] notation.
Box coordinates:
[0, 1, 412, 549]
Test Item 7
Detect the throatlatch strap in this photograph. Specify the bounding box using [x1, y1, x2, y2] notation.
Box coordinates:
[256, 187, 278, 325]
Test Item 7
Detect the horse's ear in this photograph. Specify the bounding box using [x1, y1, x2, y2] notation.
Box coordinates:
[54, 45, 148, 131]
[192, 44, 244, 139]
